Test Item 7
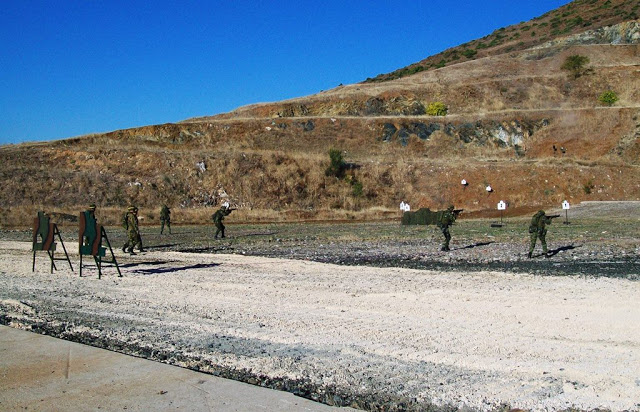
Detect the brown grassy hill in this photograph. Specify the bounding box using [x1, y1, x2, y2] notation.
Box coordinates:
[0, 2, 639, 227]
[366, 0, 639, 82]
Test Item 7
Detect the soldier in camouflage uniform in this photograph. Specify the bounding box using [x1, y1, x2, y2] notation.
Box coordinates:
[437, 205, 456, 251]
[528, 210, 553, 258]
[212, 204, 233, 239]
[122, 206, 143, 254]
[160, 204, 171, 234]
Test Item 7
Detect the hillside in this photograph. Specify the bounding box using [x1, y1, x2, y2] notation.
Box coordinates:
[0, 1, 639, 227]
[366, 0, 639, 82]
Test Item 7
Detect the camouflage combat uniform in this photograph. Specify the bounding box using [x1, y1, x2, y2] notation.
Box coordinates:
[528, 210, 552, 258]
[122, 207, 143, 254]
[160, 205, 171, 234]
[437, 205, 456, 251]
[212, 207, 232, 239]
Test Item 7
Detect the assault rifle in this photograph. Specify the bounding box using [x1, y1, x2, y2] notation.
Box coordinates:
[546, 214, 560, 224]
[453, 209, 464, 216]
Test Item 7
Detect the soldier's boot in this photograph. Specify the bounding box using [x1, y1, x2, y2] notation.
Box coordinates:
[527, 252, 532, 259]
[441, 246, 450, 252]
[128, 248, 136, 255]
[122, 245, 127, 253]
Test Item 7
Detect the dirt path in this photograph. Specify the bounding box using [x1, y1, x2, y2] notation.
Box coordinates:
[1, 241, 639, 411]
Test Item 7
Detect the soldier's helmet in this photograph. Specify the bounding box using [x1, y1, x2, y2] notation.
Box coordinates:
[128, 206, 136, 211]
[537, 210, 545, 216]
[447, 205, 455, 211]
[88, 204, 96, 211]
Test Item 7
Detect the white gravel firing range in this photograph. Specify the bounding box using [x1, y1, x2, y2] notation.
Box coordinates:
[1, 240, 639, 411]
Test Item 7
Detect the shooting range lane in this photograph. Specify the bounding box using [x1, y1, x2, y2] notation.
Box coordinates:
[1, 243, 639, 411]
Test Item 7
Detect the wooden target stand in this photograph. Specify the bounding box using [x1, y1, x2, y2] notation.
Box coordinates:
[79, 211, 121, 278]
[32, 211, 73, 273]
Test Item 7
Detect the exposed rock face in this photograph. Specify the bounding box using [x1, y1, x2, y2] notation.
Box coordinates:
[534, 19, 640, 48]
[379, 119, 548, 148]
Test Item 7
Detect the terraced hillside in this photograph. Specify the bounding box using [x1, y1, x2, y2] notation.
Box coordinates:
[0, 2, 638, 227]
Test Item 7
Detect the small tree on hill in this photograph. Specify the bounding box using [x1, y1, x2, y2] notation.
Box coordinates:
[598, 90, 619, 106]
[427, 102, 448, 116]
[561, 55, 591, 79]
[325, 148, 345, 178]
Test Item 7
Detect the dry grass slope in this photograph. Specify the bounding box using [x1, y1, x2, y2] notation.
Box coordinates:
[1, 2, 639, 227]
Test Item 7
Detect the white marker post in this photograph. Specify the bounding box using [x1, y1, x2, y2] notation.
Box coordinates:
[562, 200, 570, 225]
[492, 200, 507, 227]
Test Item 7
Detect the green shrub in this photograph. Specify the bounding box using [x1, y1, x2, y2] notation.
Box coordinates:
[325, 148, 345, 178]
[351, 179, 363, 197]
[462, 49, 477, 59]
[426, 102, 448, 116]
[561, 55, 590, 79]
[583, 179, 595, 194]
[598, 90, 619, 106]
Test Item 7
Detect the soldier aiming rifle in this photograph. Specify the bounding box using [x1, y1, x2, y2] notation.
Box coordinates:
[212, 202, 235, 239]
[438, 205, 463, 252]
[528, 210, 559, 258]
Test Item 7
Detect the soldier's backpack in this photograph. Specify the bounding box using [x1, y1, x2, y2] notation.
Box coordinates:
[121, 213, 129, 230]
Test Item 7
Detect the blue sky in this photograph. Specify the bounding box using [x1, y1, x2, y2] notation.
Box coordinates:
[0, 0, 572, 145]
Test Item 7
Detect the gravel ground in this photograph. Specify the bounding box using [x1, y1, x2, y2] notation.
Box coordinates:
[1, 202, 639, 411]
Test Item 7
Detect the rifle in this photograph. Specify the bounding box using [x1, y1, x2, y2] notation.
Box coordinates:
[453, 209, 464, 215]
[546, 214, 560, 223]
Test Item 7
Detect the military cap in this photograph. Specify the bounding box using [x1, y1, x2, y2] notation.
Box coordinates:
[88, 204, 96, 211]
[127, 206, 136, 211]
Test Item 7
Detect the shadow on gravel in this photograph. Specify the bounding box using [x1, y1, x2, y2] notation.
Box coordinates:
[457, 241, 495, 250]
[234, 231, 278, 238]
[119, 261, 171, 268]
[546, 244, 579, 257]
[131, 263, 220, 275]
[144, 243, 180, 250]
[178, 246, 233, 253]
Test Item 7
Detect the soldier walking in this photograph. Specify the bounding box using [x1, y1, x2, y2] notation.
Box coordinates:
[212, 203, 233, 239]
[438, 205, 457, 251]
[122, 206, 144, 254]
[160, 204, 171, 234]
[528, 210, 555, 258]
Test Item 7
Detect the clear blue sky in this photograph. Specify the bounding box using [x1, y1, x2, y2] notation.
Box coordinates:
[0, 0, 572, 145]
